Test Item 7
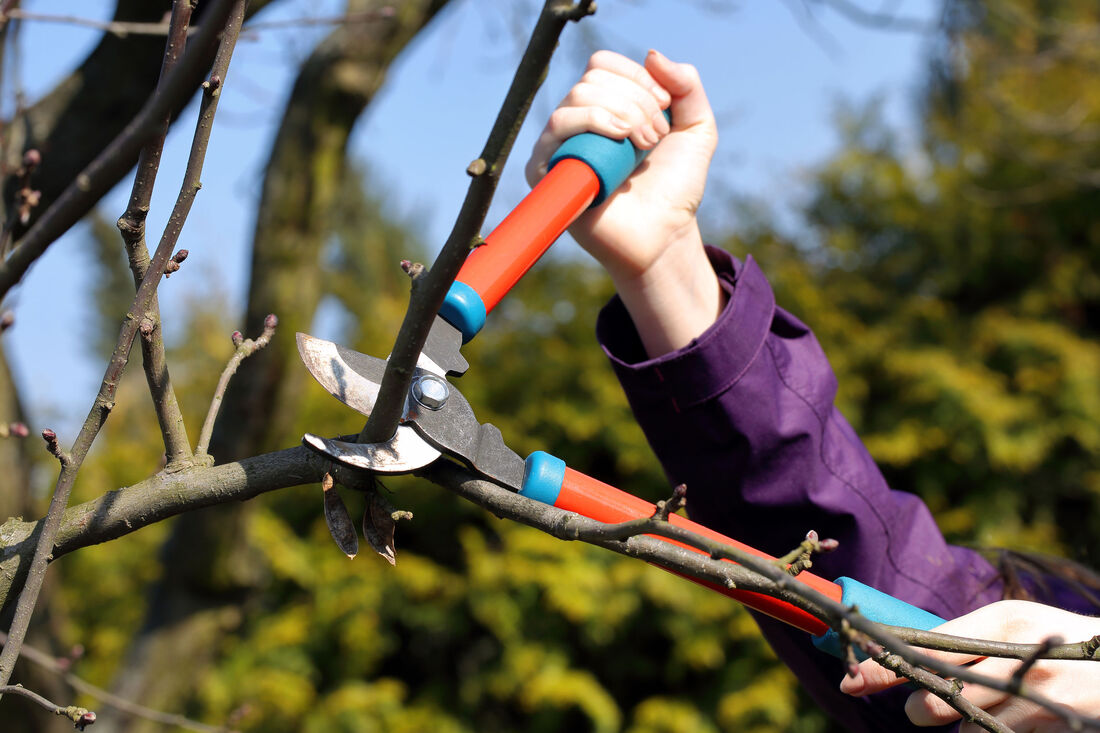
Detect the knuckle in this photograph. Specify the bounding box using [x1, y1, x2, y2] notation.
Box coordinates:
[587, 49, 619, 70]
[547, 106, 572, 129]
[681, 62, 702, 82]
[580, 68, 608, 86]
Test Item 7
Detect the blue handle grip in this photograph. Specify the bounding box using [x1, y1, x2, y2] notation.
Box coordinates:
[548, 110, 671, 206]
[517, 450, 565, 505]
[812, 577, 947, 658]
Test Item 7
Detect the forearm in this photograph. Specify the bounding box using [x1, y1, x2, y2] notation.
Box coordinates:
[610, 222, 726, 357]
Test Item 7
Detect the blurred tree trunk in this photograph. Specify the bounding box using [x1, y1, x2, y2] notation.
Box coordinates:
[96, 2, 448, 729]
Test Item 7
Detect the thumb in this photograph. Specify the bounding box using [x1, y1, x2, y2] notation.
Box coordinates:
[645, 49, 715, 134]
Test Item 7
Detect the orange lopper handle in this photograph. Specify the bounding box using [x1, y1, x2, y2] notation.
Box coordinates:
[518, 451, 843, 636]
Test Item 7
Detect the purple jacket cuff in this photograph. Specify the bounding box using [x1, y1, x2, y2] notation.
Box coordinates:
[596, 248, 770, 412]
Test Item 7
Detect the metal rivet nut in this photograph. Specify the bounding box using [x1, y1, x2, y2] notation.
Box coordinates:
[411, 374, 449, 410]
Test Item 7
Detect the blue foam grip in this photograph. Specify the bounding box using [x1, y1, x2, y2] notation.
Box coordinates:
[439, 280, 487, 343]
[519, 451, 565, 506]
[812, 577, 947, 659]
[548, 111, 671, 207]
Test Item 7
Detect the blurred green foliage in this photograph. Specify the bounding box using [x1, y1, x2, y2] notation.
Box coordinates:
[46, 0, 1100, 730]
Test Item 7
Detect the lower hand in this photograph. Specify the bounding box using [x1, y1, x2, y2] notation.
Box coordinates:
[840, 600, 1100, 732]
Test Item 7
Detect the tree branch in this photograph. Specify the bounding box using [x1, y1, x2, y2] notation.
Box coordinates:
[0, 0, 249, 693]
[196, 315, 277, 457]
[0, 438, 1098, 729]
[0, 683, 96, 729]
[0, 630, 234, 732]
[0, 446, 327, 615]
[358, 0, 596, 443]
[117, 0, 195, 468]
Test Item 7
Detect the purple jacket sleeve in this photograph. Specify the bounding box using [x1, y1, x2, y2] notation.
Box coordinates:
[595, 248, 1004, 730]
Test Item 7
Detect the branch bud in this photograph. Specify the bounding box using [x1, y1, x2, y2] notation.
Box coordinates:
[467, 158, 488, 177]
[22, 148, 40, 170]
[231, 331, 244, 348]
[41, 428, 63, 459]
[8, 422, 27, 438]
[264, 313, 278, 330]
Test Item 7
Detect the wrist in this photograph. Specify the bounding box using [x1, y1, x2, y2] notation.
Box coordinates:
[610, 224, 726, 358]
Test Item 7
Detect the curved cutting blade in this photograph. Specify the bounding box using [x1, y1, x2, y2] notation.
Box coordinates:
[303, 430, 441, 474]
[297, 332, 387, 416]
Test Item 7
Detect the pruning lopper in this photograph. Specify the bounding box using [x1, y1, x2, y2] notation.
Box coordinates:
[298, 123, 947, 656]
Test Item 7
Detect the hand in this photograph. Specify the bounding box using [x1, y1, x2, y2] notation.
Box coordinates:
[526, 50, 723, 357]
[840, 600, 1100, 732]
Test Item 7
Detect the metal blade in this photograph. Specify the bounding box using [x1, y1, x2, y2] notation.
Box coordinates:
[421, 316, 469, 378]
[303, 431, 441, 474]
[297, 332, 387, 417]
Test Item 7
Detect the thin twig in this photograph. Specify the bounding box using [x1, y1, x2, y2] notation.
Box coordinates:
[359, 0, 596, 444]
[0, 0, 248, 695]
[0, 149, 41, 257]
[116, 0, 196, 468]
[885, 626, 1100, 662]
[0, 8, 398, 38]
[39, 429, 70, 466]
[1009, 635, 1063, 695]
[0, 683, 96, 729]
[0, 631, 232, 732]
[196, 315, 277, 457]
[868, 652, 1013, 733]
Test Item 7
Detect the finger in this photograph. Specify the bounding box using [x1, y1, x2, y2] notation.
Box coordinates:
[845, 649, 984, 697]
[906, 683, 1011, 727]
[525, 105, 633, 186]
[958, 696, 1054, 733]
[586, 49, 672, 108]
[562, 76, 666, 148]
[644, 49, 715, 135]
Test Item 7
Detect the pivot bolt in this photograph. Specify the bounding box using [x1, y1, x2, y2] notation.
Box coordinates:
[412, 374, 449, 410]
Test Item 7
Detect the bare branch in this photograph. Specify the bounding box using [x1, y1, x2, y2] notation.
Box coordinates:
[0, 149, 41, 257]
[0, 683, 96, 729]
[808, 0, 939, 33]
[866, 652, 1013, 733]
[117, 0, 195, 468]
[886, 625, 1100, 662]
[0, 8, 400, 39]
[0, 446, 328, 615]
[196, 315, 278, 457]
[0, 0, 249, 694]
[0, 631, 233, 732]
[359, 0, 597, 444]
[39, 428, 69, 466]
[0, 434, 1097, 729]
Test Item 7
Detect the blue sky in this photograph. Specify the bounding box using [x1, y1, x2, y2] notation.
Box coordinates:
[4, 0, 938, 439]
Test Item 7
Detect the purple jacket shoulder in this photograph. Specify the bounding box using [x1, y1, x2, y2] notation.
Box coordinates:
[595, 247, 1003, 731]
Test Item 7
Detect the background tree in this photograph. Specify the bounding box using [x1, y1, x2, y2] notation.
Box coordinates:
[0, 1, 1098, 732]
